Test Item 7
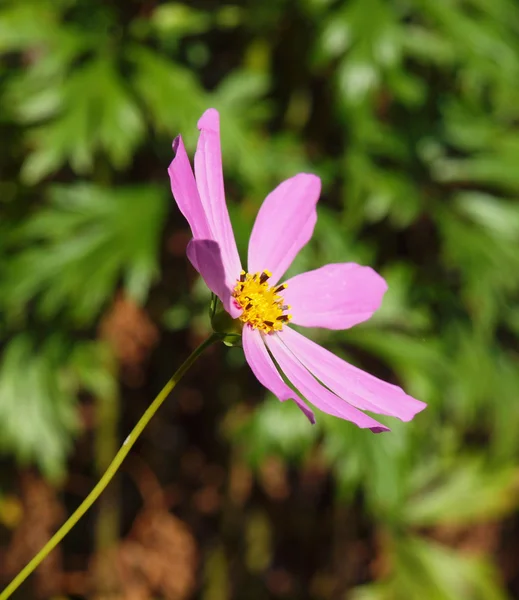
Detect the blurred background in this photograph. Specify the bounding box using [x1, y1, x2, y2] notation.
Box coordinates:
[1, 0, 519, 598]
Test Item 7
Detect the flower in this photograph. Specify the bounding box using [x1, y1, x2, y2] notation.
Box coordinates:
[169, 108, 426, 431]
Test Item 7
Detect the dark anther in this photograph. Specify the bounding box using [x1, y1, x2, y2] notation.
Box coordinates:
[259, 271, 270, 284]
[239, 272, 246, 282]
[245, 303, 253, 310]
[264, 321, 274, 327]
[276, 315, 289, 321]
[274, 284, 286, 293]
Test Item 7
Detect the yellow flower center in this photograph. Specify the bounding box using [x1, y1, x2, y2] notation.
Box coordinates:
[232, 270, 292, 334]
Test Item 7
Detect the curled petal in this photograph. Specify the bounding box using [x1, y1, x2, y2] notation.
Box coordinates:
[265, 333, 389, 432]
[186, 239, 235, 315]
[248, 174, 321, 285]
[283, 263, 388, 330]
[168, 136, 212, 240]
[194, 109, 242, 285]
[242, 326, 315, 423]
[279, 327, 426, 422]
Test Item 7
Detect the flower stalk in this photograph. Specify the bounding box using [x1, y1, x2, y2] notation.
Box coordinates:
[0, 332, 222, 600]
[93, 353, 120, 589]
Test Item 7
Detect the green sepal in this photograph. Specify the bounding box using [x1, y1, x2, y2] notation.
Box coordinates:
[209, 294, 243, 345]
[221, 333, 242, 348]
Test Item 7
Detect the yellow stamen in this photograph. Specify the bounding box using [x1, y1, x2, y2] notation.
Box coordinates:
[232, 271, 291, 333]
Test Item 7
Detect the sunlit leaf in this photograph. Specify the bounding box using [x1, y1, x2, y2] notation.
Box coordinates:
[405, 460, 518, 526]
[3, 183, 167, 323]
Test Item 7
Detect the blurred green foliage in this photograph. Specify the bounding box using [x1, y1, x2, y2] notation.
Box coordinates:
[1, 0, 519, 598]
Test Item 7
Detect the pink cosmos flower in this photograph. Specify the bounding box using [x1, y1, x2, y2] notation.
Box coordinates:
[169, 108, 426, 431]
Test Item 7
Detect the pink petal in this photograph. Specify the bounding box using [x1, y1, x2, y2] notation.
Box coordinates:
[265, 333, 389, 432]
[283, 263, 388, 330]
[194, 108, 242, 286]
[168, 136, 212, 240]
[279, 327, 426, 422]
[242, 326, 315, 423]
[248, 174, 321, 285]
[186, 239, 234, 314]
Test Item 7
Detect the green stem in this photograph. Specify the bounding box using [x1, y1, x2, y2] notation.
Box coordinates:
[94, 354, 120, 561]
[0, 333, 221, 600]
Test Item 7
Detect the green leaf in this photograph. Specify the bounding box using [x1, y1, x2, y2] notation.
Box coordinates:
[322, 414, 414, 519]
[0, 2, 58, 53]
[390, 535, 507, 600]
[20, 58, 145, 182]
[129, 46, 208, 139]
[405, 459, 518, 527]
[0, 334, 116, 480]
[3, 183, 167, 323]
[455, 191, 519, 242]
[150, 2, 211, 38]
[232, 396, 317, 468]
